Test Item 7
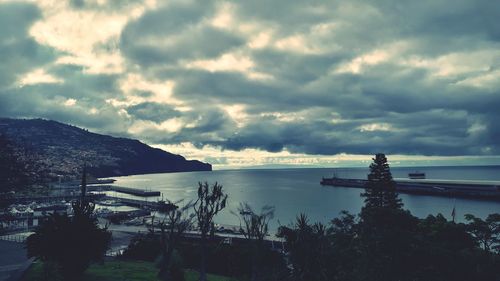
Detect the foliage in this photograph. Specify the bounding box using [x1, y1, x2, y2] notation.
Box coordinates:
[122, 232, 161, 261]
[277, 214, 333, 281]
[465, 213, 500, 252]
[236, 203, 274, 241]
[278, 209, 500, 281]
[357, 207, 419, 281]
[361, 153, 402, 210]
[156, 203, 194, 281]
[235, 203, 275, 281]
[26, 166, 111, 280]
[194, 182, 228, 281]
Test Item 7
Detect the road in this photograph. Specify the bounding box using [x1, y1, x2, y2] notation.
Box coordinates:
[0, 240, 32, 281]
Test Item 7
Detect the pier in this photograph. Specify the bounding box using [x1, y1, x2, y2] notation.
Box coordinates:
[108, 186, 160, 197]
[103, 195, 176, 211]
[86, 185, 160, 197]
[320, 177, 500, 201]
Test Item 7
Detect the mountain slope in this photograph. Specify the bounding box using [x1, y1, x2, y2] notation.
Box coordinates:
[0, 118, 211, 178]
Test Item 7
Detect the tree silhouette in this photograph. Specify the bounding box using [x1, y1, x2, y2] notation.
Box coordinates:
[156, 202, 194, 281]
[465, 213, 500, 252]
[361, 153, 402, 210]
[26, 166, 111, 280]
[193, 182, 227, 281]
[235, 203, 275, 281]
[277, 214, 332, 281]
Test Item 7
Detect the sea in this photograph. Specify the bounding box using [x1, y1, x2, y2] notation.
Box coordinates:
[106, 166, 500, 231]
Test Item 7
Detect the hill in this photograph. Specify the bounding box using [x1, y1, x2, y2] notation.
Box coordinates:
[0, 118, 211, 179]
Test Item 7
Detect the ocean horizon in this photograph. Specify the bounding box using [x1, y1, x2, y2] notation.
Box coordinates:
[107, 165, 500, 231]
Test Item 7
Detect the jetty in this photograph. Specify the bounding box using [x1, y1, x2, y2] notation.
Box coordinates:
[103, 195, 176, 212]
[85, 185, 160, 197]
[320, 177, 500, 201]
[108, 186, 160, 197]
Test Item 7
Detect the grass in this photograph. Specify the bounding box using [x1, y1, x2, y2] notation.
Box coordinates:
[21, 260, 241, 281]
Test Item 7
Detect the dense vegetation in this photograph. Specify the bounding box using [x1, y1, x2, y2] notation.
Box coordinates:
[119, 154, 499, 281]
[26, 169, 112, 280]
[276, 154, 499, 281]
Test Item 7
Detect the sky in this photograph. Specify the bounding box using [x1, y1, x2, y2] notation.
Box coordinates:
[0, 0, 499, 169]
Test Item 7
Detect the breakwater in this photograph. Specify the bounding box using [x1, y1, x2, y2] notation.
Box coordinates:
[320, 177, 500, 201]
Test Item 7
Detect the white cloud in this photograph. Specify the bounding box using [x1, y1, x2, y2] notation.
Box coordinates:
[64, 98, 76, 106]
[18, 68, 63, 86]
[185, 52, 273, 80]
[29, 0, 156, 74]
[118, 73, 183, 106]
[358, 123, 395, 132]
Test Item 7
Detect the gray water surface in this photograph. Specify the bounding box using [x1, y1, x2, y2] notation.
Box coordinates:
[110, 166, 500, 230]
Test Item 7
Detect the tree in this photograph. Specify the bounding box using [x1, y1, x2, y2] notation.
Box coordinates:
[26, 166, 111, 280]
[157, 202, 194, 281]
[193, 182, 227, 281]
[235, 203, 275, 281]
[277, 214, 332, 281]
[329, 211, 358, 281]
[465, 213, 500, 253]
[357, 208, 419, 281]
[361, 153, 402, 210]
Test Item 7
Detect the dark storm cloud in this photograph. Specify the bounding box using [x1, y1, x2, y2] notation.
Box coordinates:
[375, 0, 500, 42]
[251, 49, 344, 84]
[0, 2, 56, 89]
[136, 107, 238, 145]
[0, 1, 139, 137]
[198, 109, 484, 156]
[120, 2, 245, 66]
[0, 85, 129, 134]
[122, 26, 244, 66]
[48, 64, 121, 99]
[126, 102, 181, 122]
[2, 0, 499, 159]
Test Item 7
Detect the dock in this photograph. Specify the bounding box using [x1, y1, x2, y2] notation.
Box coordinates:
[85, 185, 160, 197]
[103, 195, 176, 212]
[320, 177, 500, 201]
[108, 186, 161, 197]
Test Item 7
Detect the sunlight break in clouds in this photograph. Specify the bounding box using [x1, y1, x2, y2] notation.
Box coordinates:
[18, 68, 63, 86]
[1, 0, 499, 168]
[186, 53, 273, 81]
[29, 0, 155, 74]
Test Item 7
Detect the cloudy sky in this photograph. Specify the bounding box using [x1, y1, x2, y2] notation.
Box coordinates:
[1, 0, 499, 169]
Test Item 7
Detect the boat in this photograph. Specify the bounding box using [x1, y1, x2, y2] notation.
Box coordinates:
[156, 200, 177, 212]
[408, 171, 426, 179]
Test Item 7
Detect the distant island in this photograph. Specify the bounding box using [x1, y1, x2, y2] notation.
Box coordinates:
[0, 118, 211, 180]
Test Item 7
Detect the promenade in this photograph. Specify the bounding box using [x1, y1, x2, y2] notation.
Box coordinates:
[0, 240, 32, 281]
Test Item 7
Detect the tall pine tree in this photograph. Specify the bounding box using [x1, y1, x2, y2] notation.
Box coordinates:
[361, 153, 402, 210]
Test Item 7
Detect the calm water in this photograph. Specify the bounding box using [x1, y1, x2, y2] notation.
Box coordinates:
[109, 166, 500, 230]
